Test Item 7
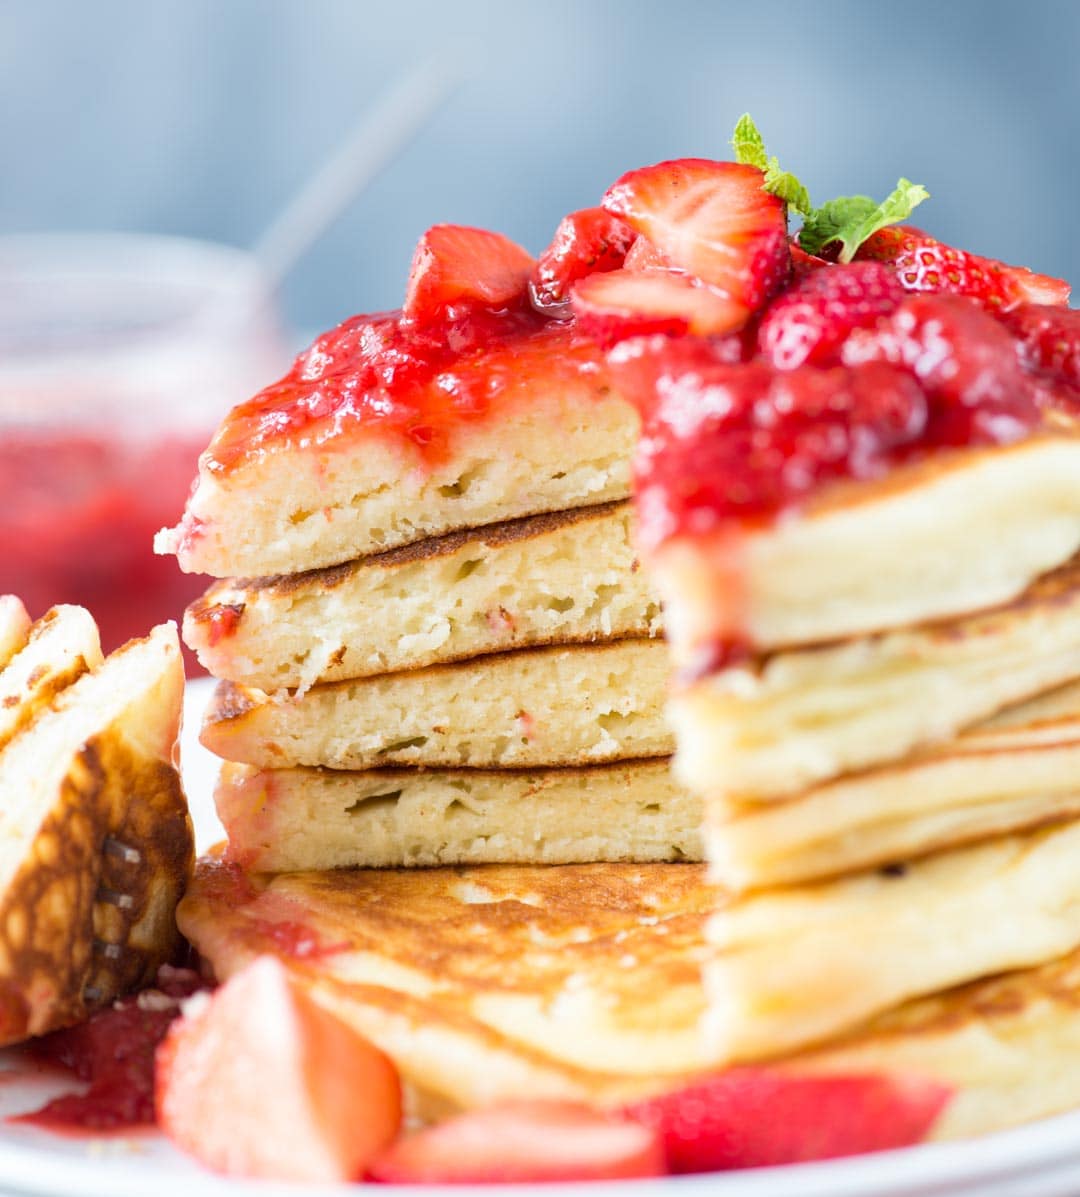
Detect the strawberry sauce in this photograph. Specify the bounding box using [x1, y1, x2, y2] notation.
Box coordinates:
[204, 305, 607, 474]
[618, 294, 1056, 556]
[14, 967, 205, 1132]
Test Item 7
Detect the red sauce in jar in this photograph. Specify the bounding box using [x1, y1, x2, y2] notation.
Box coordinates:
[0, 433, 210, 652]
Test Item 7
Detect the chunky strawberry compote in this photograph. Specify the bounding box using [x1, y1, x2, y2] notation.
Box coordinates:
[205, 308, 604, 473]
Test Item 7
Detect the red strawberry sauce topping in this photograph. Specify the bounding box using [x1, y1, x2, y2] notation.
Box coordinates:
[14, 967, 207, 1132]
[206, 306, 606, 473]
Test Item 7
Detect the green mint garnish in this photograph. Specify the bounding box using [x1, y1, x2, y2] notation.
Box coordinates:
[731, 114, 929, 260]
[731, 114, 812, 217]
[798, 179, 930, 262]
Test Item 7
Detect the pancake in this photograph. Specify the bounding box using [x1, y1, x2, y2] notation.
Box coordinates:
[185, 503, 661, 692]
[178, 859, 718, 1107]
[672, 555, 1080, 801]
[202, 639, 672, 771]
[704, 816, 1080, 1064]
[0, 605, 103, 753]
[0, 596, 30, 666]
[0, 623, 193, 1044]
[215, 758, 700, 871]
[789, 944, 1080, 1142]
[709, 681, 1080, 891]
[651, 432, 1080, 665]
[157, 326, 636, 579]
[180, 857, 1080, 1140]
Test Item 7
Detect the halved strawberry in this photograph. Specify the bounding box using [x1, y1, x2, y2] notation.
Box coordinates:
[571, 269, 748, 347]
[529, 207, 636, 314]
[856, 225, 1071, 310]
[602, 159, 789, 309]
[368, 1100, 665, 1184]
[403, 224, 534, 325]
[622, 1068, 952, 1173]
[624, 236, 675, 272]
[156, 956, 401, 1183]
[757, 261, 904, 369]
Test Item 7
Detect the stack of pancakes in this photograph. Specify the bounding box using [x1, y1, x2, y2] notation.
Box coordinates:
[645, 430, 1080, 1065]
[177, 441, 705, 870]
[166, 367, 1080, 1141]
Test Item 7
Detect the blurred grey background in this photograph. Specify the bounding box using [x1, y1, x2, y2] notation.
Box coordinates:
[2, 0, 1077, 334]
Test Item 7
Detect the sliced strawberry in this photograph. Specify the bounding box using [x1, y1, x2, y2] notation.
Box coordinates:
[529, 207, 636, 314]
[403, 224, 534, 325]
[368, 1100, 665, 1184]
[571, 269, 748, 347]
[841, 293, 1037, 442]
[156, 956, 401, 1183]
[623, 1068, 951, 1173]
[602, 159, 789, 310]
[1001, 303, 1080, 388]
[624, 236, 676, 272]
[757, 261, 903, 369]
[856, 225, 1071, 310]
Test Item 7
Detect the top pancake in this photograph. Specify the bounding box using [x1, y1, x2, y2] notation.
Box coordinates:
[157, 324, 637, 579]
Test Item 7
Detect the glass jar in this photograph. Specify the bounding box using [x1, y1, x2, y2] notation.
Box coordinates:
[0, 234, 288, 651]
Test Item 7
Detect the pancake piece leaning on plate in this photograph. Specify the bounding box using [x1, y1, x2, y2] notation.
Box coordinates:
[0, 618, 193, 1043]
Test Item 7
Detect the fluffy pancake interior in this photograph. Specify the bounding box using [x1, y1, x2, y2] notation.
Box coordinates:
[709, 680, 1080, 890]
[704, 818, 1080, 1064]
[0, 597, 31, 667]
[656, 434, 1080, 661]
[163, 374, 637, 579]
[187, 503, 661, 692]
[0, 605, 103, 753]
[673, 559, 1080, 800]
[202, 639, 673, 770]
[216, 759, 701, 871]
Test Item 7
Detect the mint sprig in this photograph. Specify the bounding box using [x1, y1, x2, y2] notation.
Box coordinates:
[731, 114, 929, 261]
[799, 180, 930, 262]
[731, 114, 812, 217]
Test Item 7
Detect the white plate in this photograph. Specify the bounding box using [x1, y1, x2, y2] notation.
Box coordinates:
[0, 678, 1077, 1196]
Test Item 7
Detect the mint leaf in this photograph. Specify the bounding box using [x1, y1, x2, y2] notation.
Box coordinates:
[730, 114, 813, 217]
[763, 163, 812, 216]
[731, 113, 769, 171]
[799, 178, 930, 261]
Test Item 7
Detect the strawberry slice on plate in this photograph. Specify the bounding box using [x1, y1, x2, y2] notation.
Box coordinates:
[572, 268, 749, 346]
[369, 1100, 665, 1184]
[404, 224, 535, 325]
[156, 955, 402, 1182]
[602, 159, 790, 310]
[622, 1068, 952, 1173]
[529, 206, 636, 313]
[856, 225, 1070, 310]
